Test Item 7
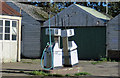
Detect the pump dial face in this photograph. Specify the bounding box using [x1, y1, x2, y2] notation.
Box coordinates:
[70, 30, 72, 35]
[55, 29, 58, 34]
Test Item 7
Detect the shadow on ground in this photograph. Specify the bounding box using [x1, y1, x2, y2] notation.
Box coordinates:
[1, 68, 51, 75]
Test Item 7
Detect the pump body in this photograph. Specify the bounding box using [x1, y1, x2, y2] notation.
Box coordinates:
[61, 29, 78, 66]
[44, 28, 63, 68]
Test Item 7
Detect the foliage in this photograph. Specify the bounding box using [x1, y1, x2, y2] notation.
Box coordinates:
[22, 1, 120, 17]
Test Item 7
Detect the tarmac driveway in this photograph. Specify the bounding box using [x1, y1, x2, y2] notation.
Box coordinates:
[1, 59, 119, 77]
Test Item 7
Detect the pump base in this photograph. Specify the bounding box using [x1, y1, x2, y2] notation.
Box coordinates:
[63, 63, 78, 67]
[44, 66, 63, 70]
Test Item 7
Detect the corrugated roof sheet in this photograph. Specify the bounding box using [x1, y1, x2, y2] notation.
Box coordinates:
[11, 2, 48, 21]
[75, 4, 110, 20]
[0, 2, 21, 16]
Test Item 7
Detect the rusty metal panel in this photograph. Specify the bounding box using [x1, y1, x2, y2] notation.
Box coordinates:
[1, 2, 21, 16]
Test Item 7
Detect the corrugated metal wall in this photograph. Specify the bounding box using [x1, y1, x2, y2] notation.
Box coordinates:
[41, 26, 106, 60]
[107, 14, 120, 59]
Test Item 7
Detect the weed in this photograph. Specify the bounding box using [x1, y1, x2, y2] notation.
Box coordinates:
[91, 57, 118, 65]
[22, 62, 33, 64]
[65, 74, 71, 76]
[91, 61, 102, 65]
[74, 72, 91, 76]
[100, 58, 107, 62]
[31, 59, 36, 60]
[19, 70, 24, 73]
[28, 71, 63, 77]
[112, 60, 116, 62]
[29, 71, 47, 76]
[51, 74, 64, 77]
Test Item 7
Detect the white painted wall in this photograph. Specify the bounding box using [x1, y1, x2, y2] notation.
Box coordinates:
[2, 41, 17, 62]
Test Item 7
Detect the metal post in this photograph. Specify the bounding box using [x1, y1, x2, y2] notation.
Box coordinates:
[62, 37, 70, 66]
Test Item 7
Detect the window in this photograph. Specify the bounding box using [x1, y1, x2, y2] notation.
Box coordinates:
[0, 19, 18, 41]
[12, 21, 16, 27]
[5, 20, 10, 40]
[12, 21, 17, 40]
[0, 20, 3, 40]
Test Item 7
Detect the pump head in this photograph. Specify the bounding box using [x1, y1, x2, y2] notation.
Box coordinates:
[46, 28, 61, 36]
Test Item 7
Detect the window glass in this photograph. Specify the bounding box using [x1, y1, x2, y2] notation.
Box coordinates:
[12, 27, 17, 35]
[0, 34, 2, 40]
[5, 27, 10, 33]
[0, 20, 3, 26]
[5, 34, 10, 40]
[0, 27, 3, 33]
[12, 21, 17, 40]
[12, 35, 16, 40]
[5, 21, 10, 27]
[12, 21, 16, 27]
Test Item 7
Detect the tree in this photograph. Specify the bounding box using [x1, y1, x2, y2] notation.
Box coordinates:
[21, 1, 120, 17]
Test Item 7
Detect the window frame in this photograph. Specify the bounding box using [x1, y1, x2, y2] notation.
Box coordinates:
[0, 19, 18, 41]
[0, 19, 3, 40]
[5, 20, 10, 40]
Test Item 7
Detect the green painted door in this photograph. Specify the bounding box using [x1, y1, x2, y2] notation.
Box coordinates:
[69, 26, 106, 60]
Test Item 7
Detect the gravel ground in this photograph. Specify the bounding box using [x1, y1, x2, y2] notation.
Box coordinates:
[1, 59, 119, 77]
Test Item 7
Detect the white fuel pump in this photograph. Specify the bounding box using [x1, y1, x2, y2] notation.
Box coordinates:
[44, 28, 63, 69]
[61, 29, 78, 67]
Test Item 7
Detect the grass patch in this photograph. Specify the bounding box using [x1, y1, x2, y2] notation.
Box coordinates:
[28, 71, 92, 77]
[28, 71, 63, 77]
[74, 72, 91, 76]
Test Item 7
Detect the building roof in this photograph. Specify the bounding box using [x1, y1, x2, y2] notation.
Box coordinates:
[108, 13, 120, 25]
[1, 2, 21, 16]
[11, 2, 48, 21]
[43, 4, 111, 27]
[75, 4, 111, 20]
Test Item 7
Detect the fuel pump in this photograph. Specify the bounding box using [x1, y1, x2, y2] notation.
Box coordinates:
[43, 28, 63, 69]
[61, 29, 78, 67]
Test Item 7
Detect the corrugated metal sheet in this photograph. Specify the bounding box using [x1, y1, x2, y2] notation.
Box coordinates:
[75, 4, 110, 20]
[1, 2, 21, 16]
[107, 14, 120, 50]
[43, 4, 111, 27]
